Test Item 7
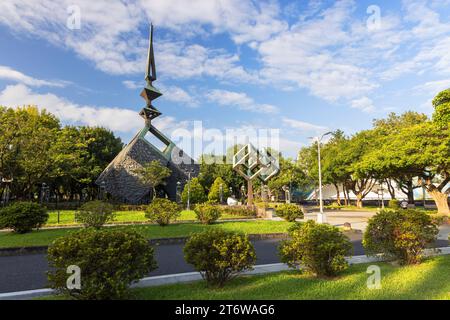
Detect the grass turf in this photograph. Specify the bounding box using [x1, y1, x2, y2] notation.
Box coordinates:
[133, 255, 450, 300]
[45, 210, 253, 226]
[0, 220, 293, 248]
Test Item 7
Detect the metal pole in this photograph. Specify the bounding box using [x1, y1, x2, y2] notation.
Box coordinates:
[56, 193, 60, 224]
[187, 172, 191, 211]
[317, 138, 326, 223]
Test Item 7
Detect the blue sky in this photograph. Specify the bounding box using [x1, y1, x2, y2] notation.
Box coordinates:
[1, 0, 450, 159]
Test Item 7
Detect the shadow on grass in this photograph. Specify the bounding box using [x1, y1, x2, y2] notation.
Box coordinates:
[133, 255, 450, 300]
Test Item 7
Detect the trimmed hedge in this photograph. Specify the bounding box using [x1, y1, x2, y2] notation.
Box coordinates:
[363, 209, 439, 264]
[0, 202, 48, 233]
[184, 229, 256, 287]
[75, 200, 115, 228]
[47, 228, 157, 300]
[279, 220, 352, 277]
[145, 198, 180, 226]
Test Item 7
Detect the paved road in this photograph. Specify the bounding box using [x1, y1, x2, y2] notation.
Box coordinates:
[0, 237, 447, 294]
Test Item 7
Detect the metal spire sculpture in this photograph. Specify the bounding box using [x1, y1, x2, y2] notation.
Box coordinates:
[139, 24, 162, 124]
[96, 24, 199, 204]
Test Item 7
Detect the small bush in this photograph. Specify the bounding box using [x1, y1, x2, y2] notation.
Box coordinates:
[388, 199, 400, 209]
[145, 198, 180, 226]
[194, 203, 222, 224]
[363, 209, 439, 265]
[47, 228, 157, 300]
[75, 201, 115, 228]
[184, 230, 256, 287]
[326, 202, 342, 210]
[0, 202, 48, 233]
[275, 203, 304, 222]
[279, 220, 352, 277]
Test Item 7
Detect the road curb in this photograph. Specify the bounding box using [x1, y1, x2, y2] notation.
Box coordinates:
[0, 233, 289, 256]
[1, 247, 449, 300]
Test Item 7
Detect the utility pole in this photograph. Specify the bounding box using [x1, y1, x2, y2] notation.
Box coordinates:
[314, 132, 332, 224]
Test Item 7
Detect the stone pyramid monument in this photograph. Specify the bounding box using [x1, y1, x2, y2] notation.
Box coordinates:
[96, 25, 199, 204]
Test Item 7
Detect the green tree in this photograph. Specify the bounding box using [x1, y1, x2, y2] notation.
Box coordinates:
[13, 106, 60, 199]
[135, 160, 171, 200]
[50, 126, 122, 200]
[321, 130, 351, 205]
[182, 177, 207, 204]
[359, 112, 428, 205]
[345, 130, 379, 208]
[396, 122, 449, 214]
[208, 177, 230, 203]
[267, 156, 305, 201]
[432, 88, 450, 128]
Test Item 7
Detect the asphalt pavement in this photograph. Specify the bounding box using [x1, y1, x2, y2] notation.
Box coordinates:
[0, 236, 447, 294]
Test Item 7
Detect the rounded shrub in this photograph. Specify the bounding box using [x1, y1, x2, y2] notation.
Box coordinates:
[194, 203, 222, 224]
[363, 209, 439, 265]
[75, 200, 115, 228]
[0, 202, 48, 233]
[388, 199, 400, 209]
[145, 198, 180, 226]
[275, 203, 304, 222]
[184, 229, 256, 287]
[279, 220, 352, 277]
[47, 228, 157, 300]
[208, 177, 230, 203]
[181, 178, 207, 205]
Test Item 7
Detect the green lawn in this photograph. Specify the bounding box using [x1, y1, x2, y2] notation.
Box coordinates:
[0, 220, 293, 248]
[46, 210, 253, 226]
[133, 255, 450, 300]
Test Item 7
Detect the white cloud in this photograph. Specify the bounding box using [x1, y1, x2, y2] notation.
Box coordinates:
[0, 65, 68, 87]
[350, 96, 374, 113]
[206, 89, 278, 114]
[139, 0, 287, 44]
[282, 118, 328, 132]
[0, 84, 142, 133]
[160, 85, 198, 107]
[3, 0, 450, 116]
[0, 0, 276, 82]
[122, 80, 141, 90]
[414, 79, 450, 94]
[257, 0, 377, 103]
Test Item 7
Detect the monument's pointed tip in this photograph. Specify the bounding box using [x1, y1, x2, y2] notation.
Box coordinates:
[145, 23, 157, 83]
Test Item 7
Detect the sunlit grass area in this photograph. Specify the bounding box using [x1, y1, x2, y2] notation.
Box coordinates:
[133, 255, 450, 300]
[0, 220, 293, 248]
[45, 209, 252, 226]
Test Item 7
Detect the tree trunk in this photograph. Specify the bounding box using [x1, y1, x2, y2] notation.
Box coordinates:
[385, 179, 396, 199]
[356, 193, 363, 208]
[334, 184, 341, 206]
[344, 187, 349, 206]
[247, 180, 254, 207]
[407, 186, 415, 205]
[428, 189, 449, 215]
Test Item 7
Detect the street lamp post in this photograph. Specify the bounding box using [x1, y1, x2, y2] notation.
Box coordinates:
[282, 185, 290, 204]
[240, 185, 246, 203]
[219, 183, 223, 204]
[176, 181, 181, 203]
[312, 132, 333, 224]
[185, 168, 194, 211]
[99, 181, 106, 201]
[40, 183, 49, 205]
